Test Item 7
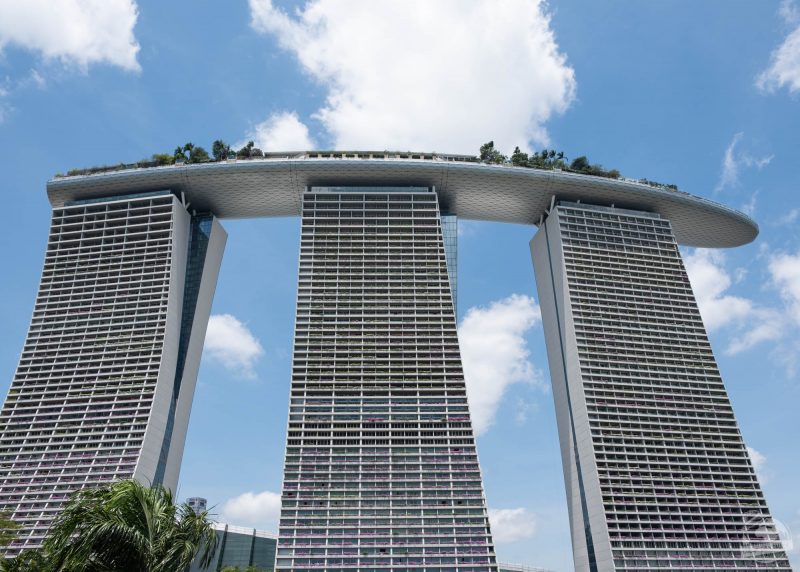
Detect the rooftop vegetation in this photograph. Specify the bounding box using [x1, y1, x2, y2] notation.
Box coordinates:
[479, 140, 678, 191]
[54, 138, 678, 192]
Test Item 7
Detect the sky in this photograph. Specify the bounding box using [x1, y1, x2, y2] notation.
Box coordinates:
[0, 1, 799, 570]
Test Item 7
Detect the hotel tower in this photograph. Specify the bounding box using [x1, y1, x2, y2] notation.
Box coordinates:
[0, 191, 226, 553]
[532, 202, 790, 570]
[0, 152, 790, 571]
[275, 187, 494, 571]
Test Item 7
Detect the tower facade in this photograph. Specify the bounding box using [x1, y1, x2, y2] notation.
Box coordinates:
[0, 191, 225, 554]
[531, 201, 790, 571]
[275, 187, 497, 572]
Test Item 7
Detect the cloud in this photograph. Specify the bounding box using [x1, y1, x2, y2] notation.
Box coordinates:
[203, 314, 265, 378]
[457, 220, 482, 239]
[684, 249, 754, 332]
[765, 250, 800, 375]
[514, 397, 537, 426]
[0, 68, 49, 123]
[488, 507, 537, 543]
[714, 133, 773, 194]
[458, 294, 542, 435]
[757, 0, 800, 94]
[742, 191, 758, 217]
[747, 446, 769, 485]
[781, 0, 800, 24]
[237, 111, 316, 152]
[769, 251, 800, 322]
[248, 0, 575, 153]
[684, 249, 786, 355]
[221, 490, 281, 530]
[0, 0, 141, 72]
[725, 307, 785, 355]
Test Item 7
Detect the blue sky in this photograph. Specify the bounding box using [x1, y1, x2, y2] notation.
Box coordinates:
[1, 1, 799, 570]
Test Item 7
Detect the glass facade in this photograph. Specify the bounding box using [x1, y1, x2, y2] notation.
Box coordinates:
[189, 524, 277, 572]
[276, 188, 496, 572]
[441, 214, 458, 310]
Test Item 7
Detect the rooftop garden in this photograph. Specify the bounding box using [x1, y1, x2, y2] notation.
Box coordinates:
[478, 140, 678, 192]
[53, 138, 679, 192]
[57, 139, 264, 178]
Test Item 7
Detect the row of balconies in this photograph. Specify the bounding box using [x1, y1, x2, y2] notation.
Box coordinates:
[39, 269, 171, 289]
[52, 207, 174, 226]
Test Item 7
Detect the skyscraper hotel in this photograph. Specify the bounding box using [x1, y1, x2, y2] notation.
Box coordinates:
[0, 152, 791, 571]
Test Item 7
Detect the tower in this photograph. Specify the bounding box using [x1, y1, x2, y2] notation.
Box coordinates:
[531, 201, 790, 571]
[0, 191, 226, 554]
[275, 187, 497, 572]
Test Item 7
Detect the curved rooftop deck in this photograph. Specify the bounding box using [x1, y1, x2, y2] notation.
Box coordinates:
[47, 153, 757, 248]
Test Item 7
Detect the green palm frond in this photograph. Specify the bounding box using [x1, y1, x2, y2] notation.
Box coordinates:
[43, 479, 216, 572]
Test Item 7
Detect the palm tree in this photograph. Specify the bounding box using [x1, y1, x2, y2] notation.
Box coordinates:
[0, 510, 19, 552]
[44, 479, 217, 572]
[1, 548, 48, 572]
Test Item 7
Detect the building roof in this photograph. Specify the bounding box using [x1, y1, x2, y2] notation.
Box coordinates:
[47, 154, 758, 247]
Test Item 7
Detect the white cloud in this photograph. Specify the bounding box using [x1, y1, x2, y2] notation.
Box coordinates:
[769, 251, 800, 323]
[238, 111, 316, 152]
[204, 314, 265, 378]
[221, 490, 281, 530]
[757, 0, 800, 94]
[458, 294, 542, 435]
[488, 507, 537, 543]
[684, 249, 754, 332]
[715, 134, 741, 193]
[747, 446, 769, 485]
[514, 397, 537, 426]
[714, 133, 773, 194]
[248, 0, 575, 153]
[686, 247, 800, 372]
[765, 250, 800, 375]
[781, 0, 800, 24]
[742, 191, 758, 217]
[0, 68, 48, 124]
[726, 307, 785, 355]
[0, 0, 141, 72]
[683, 249, 787, 356]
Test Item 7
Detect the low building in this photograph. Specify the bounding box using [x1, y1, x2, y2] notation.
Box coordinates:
[189, 523, 277, 572]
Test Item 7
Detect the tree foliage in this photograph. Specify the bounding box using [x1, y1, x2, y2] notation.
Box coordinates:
[479, 141, 506, 164]
[479, 141, 631, 183]
[569, 155, 619, 179]
[237, 141, 255, 159]
[0, 511, 18, 551]
[0, 548, 47, 572]
[188, 146, 210, 164]
[510, 146, 529, 166]
[151, 153, 175, 166]
[44, 479, 217, 572]
[212, 140, 231, 162]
